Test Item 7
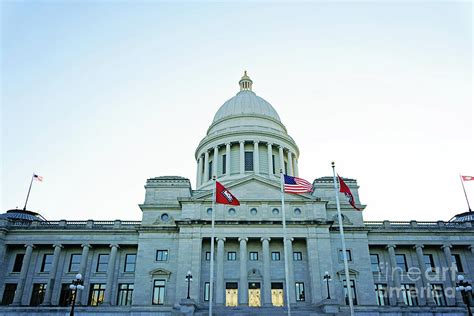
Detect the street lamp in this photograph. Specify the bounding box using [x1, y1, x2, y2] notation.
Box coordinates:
[185, 271, 193, 299]
[69, 273, 84, 316]
[455, 274, 472, 316]
[323, 271, 332, 299]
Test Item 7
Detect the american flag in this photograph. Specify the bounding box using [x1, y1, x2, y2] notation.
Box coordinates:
[33, 174, 43, 182]
[283, 175, 312, 193]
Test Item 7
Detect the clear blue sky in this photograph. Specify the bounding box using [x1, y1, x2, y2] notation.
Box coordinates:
[1, 1, 472, 221]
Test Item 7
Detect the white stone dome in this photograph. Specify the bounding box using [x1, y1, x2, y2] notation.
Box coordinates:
[212, 90, 281, 123]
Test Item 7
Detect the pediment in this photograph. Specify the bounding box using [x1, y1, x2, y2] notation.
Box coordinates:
[150, 268, 172, 279]
[192, 175, 315, 202]
[336, 268, 359, 278]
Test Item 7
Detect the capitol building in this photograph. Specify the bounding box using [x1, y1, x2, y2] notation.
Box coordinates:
[0, 73, 473, 316]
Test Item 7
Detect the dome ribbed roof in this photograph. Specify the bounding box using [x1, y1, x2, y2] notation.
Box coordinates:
[0, 209, 46, 221]
[212, 90, 281, 123]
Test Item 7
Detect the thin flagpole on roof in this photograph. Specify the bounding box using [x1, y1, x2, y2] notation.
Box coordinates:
[331, 162, 354, 316]
[209, 176, 217, 316]
[280, 170, 292, 316]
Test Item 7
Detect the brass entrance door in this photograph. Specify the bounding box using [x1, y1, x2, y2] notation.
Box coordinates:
[271, 282, 284, 307]
[248, 282, 261, 307]
[225, 282, 238, 307]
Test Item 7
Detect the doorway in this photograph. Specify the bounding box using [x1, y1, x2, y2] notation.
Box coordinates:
[248, 282, 261, 307]
[225, 282, 238, 307]
[271, 282, 284, 307]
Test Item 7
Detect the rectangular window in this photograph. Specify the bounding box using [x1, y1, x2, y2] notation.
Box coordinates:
[205, 251, 211, 261]
[12, 254, 24, 272]
[339, 249, 352, 261]
[272, 155, 275, 174]
[156, 250, 169, 261]
[401, 284, 418, 306]
[152, 280, 166, 305]
[423, 254, 435, 272]
[88, 283, 106, 306]
[124, 254, 137, 272]
[41, 254, 54, 272]
[244, 152, 254, 171]
[222, 154, 226, 174]
[208, 161, 213, 180]
[293, 252, 302, 261]
[59, 283, 73, 307]
[284, 162, 288, 174]
[227, 252, 236, 261]
[295, 282, 305, 301]
[69, 254, 81, 272]
[271, 252, 280, 261]
[395, 254, 408, 272]
[1, 284, 17, 305]
[451, 254, 463, 272]
[370, 254, 380, 272]
[117, 283, 134, 306]
[374, 284, 389, 306]
[30, 283, 46, 306]
[343, 280, 357, 306]
[249, 252, 258, 261]
[96, 254, 109, 272]
[431, 284, 446, 306]
[204, 282, 210, 301]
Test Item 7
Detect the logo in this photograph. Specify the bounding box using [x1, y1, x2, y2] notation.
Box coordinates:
[221, 190, 234, 203]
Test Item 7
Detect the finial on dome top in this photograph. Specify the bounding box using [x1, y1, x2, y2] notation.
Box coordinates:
[239, 70, 253, 91]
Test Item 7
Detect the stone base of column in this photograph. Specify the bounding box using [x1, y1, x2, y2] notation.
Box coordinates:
[316, 299, 340, 314]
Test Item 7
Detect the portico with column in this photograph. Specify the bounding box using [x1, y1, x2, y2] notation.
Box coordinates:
[42, 243, 63, 305]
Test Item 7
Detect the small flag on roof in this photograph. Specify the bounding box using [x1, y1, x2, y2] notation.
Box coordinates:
[283, 175, 312, 194]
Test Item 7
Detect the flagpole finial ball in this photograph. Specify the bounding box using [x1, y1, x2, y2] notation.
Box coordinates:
[212, 176, 216, 180]
[331, 161, 335, 167]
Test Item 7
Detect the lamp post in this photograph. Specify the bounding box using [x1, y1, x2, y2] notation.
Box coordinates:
[455, 274, 473, 316]
[69, 273, 84, 316]
[185, 271, 193, 299]
[323, 271, 332, 299]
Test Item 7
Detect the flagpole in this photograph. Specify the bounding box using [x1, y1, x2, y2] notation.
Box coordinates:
[331, 162, 354, 316]
[280, 170, 292, 316]
[209, 176, 217, 316]
[23, 174, 35, 211]
[460, 175, 472, 212]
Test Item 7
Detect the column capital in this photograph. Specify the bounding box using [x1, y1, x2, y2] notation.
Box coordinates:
[441, 244, 452, 250]
[385, 244, 396, 250]
[239, 140, 245, 144]
[214, 145, 220, 150]
[225, 142, 231, 146]
[469, 245, 474, 251]
[413, 244, 424, 250]
[260, 237, 271, 243]
[285, 237, 294, 243]
[267, 142, 273, 147]
[278, 145, 284, 150]
[238, 237, 248, 243]
[253, 140, 259, 145]
[53, 244, 63, 249]
[24, 243, 35, 249]
[81, 243, 92, 249]
[216, 237, 226, 242]
[109, 244, 120, 249]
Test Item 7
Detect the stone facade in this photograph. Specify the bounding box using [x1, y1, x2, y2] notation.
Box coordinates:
[0, 73, 473, 315]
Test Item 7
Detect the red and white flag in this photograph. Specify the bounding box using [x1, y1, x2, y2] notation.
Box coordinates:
[461, 175, 474, 181]
[338, 175, 361, 211]
[215, 181, 240, 205]
[33, 174, 43, 182]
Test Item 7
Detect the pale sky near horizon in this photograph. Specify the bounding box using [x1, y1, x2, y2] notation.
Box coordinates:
[1, 1, 472, 221]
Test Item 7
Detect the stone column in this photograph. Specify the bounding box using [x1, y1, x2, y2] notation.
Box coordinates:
[103, 244, 119, 305]
[253, 141, 260, 174]
[414, 244, 435, 305]
[386, 244, 403, 305]
[204, 150, 210, 183]
[441, 244, 459, 304]
[293, 156, 299, 177]
[239, 237, 248, 305]
[78, 244, 92, 305]
[197, 156, 203, 186]
[225, 143, 231, 176]
[240, 141, 245, 174]
[261, 237, 272, 306]
[267, 143, 273, 175]
[286, 238, 296, 303]
[216, 238, 226, 305]
[0, 231, 6, 273]
[42, 244, 63, 305]
[213, 146, 219, 177]
[12, 243, 34, 305]
[287, 151, 294, 176]
[279, 146, 285, 174]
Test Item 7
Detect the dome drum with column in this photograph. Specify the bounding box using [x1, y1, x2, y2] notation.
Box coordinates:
[195, 72, 300, 189]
